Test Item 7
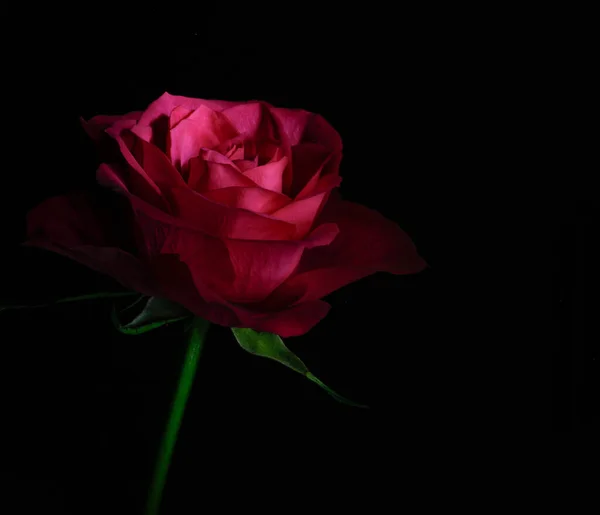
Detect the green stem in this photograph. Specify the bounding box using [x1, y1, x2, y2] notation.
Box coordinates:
[0, 291, 138, 312]
[145, 317, 210, 515]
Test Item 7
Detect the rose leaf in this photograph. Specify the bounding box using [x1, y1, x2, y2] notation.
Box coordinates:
[231, 327, 368, 408]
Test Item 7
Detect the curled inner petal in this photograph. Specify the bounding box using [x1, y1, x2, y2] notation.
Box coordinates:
[243, 153, 288, 193]
[169, 105, 239, 171]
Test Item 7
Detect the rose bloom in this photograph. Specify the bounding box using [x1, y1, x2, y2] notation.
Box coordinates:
[26, 93, 426, 336]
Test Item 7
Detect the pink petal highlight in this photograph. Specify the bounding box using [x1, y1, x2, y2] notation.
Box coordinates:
[169, 105, 239, 171]
[201, 187, 291, 213]
[222, 102, 279, 143]
[199, 159, 256, 192]
[243, 155, 288, 193]
[132, 92, 238, 142]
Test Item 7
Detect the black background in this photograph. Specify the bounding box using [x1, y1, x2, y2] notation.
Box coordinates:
[1, 8, 596, 513]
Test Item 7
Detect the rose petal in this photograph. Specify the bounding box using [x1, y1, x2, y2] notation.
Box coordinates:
[289, 142, 330, 198]
[147, 253, 241, 327]
[270, 192, 328, 239]
[298, 177, 341, 226]
[160, 225, 294, 304]
[296, 151, 342, 200]
[269, 107, 342, 195]
[221, 239, 306, 302]
[81, 111, 142, 141]
[169, 105, 239, 171]
[131, 92, 238, 143]
[221, 102, 278, 141]
[302, 112, 343, 152]
[100, 126, 188, 212]
[199, 158, 256, 192]
[221, 223, 339, 304]
[274, 175, 342, 236]
[243, 155, 288, 193]
[24, 192, 158, 296]
[146, 251, 330, 337]
[169, 186, 297, 240]
[270, 108, 342, 152]
[104, 121, 172, 201]
[96, 163, 171, 214]
[268, 108, 311, 146]
[302, 222, 339, 248]
[303, 173, 342, 198]
[127, 132, 187, 190]
[303, 195, 428, 274]
[270, 197, 428, 304]
[169, 105, 194, 129]
[186, 157, 207, 191]
[221, 102, 263, 137]
[160, 220, 338, 306]
[97, 164, 223, 237]
[226, 146, 245, 161]
[236, 300, 331, 338]
[26, 192, 117, 248]
[202, 187, 291, 213]
[234, 158, 258, 172]
[159, 227, 235, 300]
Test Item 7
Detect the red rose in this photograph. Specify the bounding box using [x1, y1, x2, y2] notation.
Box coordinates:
[26, 92, 426, 336]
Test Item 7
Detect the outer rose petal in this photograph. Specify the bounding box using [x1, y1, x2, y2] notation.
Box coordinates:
[268, 195, 428, 305]
[81, 111, 142, 142]
[269, 107, 343, 151]
[127, 132, 187, 190]
[161, 223, 338, 304]
[104, 120, 167, 201]
[233, 300, 332, 338]
[146, 252, 330, 337]
[267, 107, 342, 195]
[221, 240, 305, 303]
[25, 191, 136, 251]
[169, 186, 297, 240]
[96, 159, 172, 214]
[24, 192, 158, 297]
[296, 151, 342, 200]
[289, 142, 330, 198]
[96, 164, 232, 237]
[146, 253, 241, 327]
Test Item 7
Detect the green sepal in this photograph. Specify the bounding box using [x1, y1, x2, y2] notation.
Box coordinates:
[111, 296, 191, 335]
[231, 327, 368, 408]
